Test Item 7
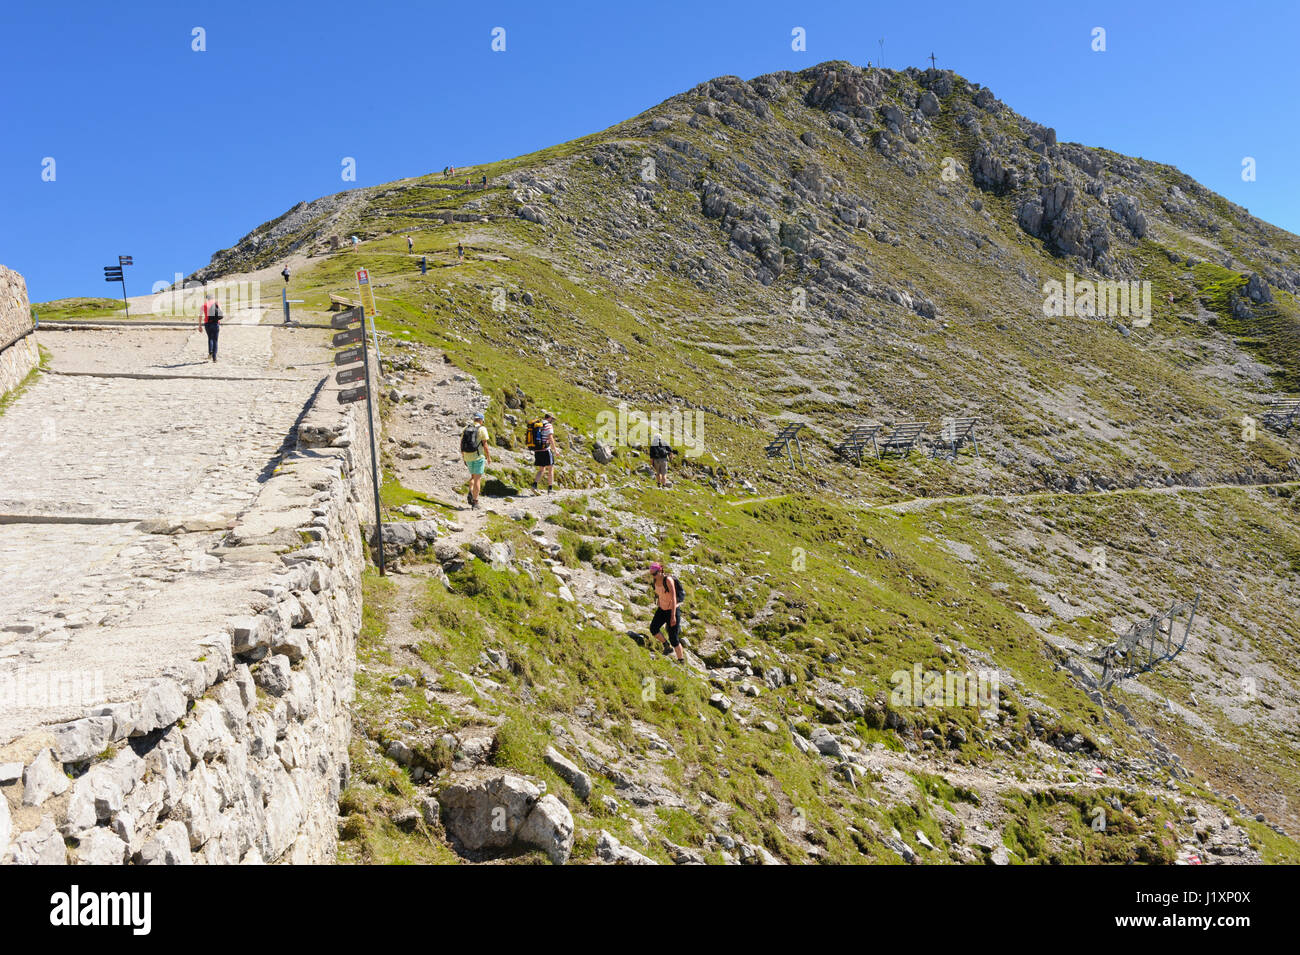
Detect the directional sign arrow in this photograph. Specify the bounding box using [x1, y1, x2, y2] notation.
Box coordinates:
[331, 305, 363, 329]
[332, 326, 364, 348]
[337, 385, 368, 405]
[335, 365, 366, 385]
[334, 346, 363, 366]
[118, 255, 133, 265]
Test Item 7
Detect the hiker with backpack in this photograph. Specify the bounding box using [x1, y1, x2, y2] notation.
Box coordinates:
[648, 562, 686, 662]
[460, 411, 491, 509]
[648, 433, 675, 487]
[200, 290, 223, 362]
[526, 412, 558, 494]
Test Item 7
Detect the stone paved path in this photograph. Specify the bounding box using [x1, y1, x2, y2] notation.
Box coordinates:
[0, 308, 333, 741]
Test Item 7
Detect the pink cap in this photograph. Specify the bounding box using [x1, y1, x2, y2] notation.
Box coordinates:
[649, 562, 662, 573]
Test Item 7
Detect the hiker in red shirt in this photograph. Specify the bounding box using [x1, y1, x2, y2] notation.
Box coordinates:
[200, 291, 223, 362]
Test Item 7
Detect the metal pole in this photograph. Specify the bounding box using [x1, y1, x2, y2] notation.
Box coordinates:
[359, 308, 386, 575]
[369, 318, 381, 371]
[120, 273, 129, 318]
[282, 287, 290, 324]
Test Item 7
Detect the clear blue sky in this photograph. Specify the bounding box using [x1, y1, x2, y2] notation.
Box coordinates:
[2, 0, 1296, 302]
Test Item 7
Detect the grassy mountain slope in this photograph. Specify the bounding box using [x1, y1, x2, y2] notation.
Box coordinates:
[195, 61, 1300, 863]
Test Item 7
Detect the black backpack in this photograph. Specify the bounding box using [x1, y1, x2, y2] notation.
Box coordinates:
[206, 303, 222, 323]
[664, 575, 685, 604]
[460, 425, 481, 453]
[649, 441, 671, 460]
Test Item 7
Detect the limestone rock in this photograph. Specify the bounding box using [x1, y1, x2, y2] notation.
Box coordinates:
[139, 820, 193, 865]
[437, 772, 541, 851]
[4, 818, 65, 865]
[810, 726, 843, 757]
[76, 827, 128, 865]
[0, 783, 10, 857]
[22, 748, 69, 806]
[595, 829, 658, 865]
[543, 746, 592, 800]
[52, 716, 115, 763]
[133, 680, 188, 736]
[516, 794, 574, 864]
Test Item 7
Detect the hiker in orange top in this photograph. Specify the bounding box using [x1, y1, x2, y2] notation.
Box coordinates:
[648, 562, 685, 662]
[200, 290, 223, 362]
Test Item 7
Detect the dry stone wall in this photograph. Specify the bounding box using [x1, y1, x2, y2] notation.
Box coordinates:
[0, 377, 378, 864]
[0, 265, 38, 397]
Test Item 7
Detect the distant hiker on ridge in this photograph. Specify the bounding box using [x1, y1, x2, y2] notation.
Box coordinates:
[200, 290, 222, 362]
[460, 411, 491, 510]
[281, 266, 290, 285]
[648, 562, 685, 662]
[407, 235, 414, 253]
[527, 411, 557, 494]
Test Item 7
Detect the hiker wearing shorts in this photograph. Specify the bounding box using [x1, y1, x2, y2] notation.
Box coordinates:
[407, 235, 414, 253]
[532, 412, 557, 494]
[200, 291, 222, 362]
[649, 562, 684, 661]
[461, 411, 491, 509]
[649, 433, 674, 487]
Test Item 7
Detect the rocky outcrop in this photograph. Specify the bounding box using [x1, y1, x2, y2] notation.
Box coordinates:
[0, 265, 38, 398]
[803, 63, 883, 118]
[436, 771, 574, 864]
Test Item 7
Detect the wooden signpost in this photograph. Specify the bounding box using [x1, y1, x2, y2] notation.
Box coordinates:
[332, 300, 386, 574]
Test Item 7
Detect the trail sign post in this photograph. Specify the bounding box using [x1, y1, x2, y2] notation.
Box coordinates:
[281, 288, 304, 324]
[331, 306, 364, 329]
[334, 345, 363, 366]
[356, 268, 381, 367]
[331, 291, 385, 574]
[332, 326, 364, 348]
[104, 256, 131, 316]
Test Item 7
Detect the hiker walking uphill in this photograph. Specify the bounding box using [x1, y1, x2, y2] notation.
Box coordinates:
[460, 411, 491, 510]
[649, 562, 686, 662]
[649, 433, 675, 487]
[200, 291, 223, 362]
[527, 411, 558, 494]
